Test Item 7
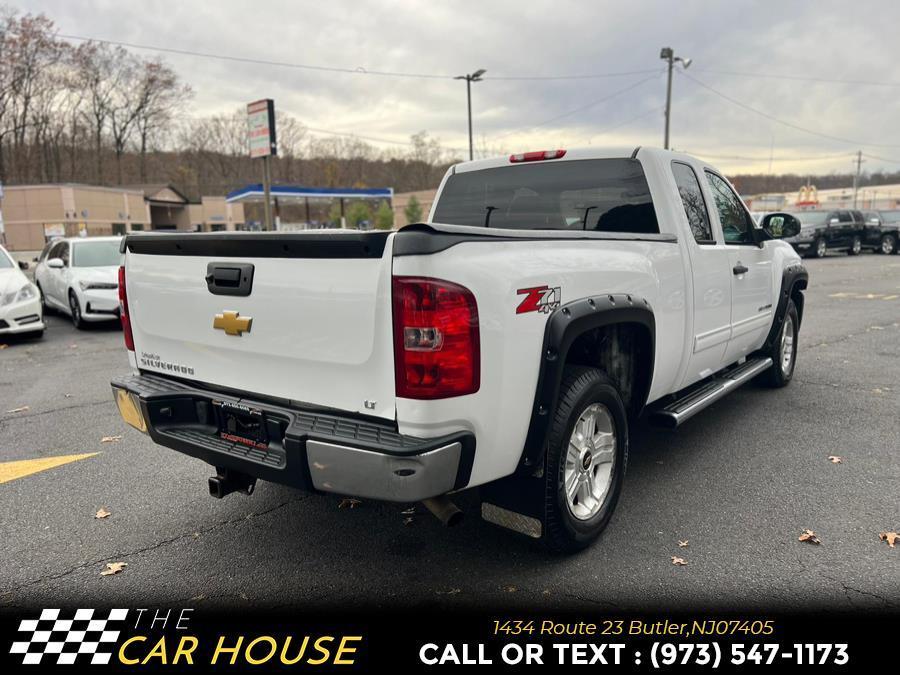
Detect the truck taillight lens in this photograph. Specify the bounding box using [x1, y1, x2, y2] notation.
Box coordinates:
[118, 265, 134, 351]
[392, 277, 480, 399]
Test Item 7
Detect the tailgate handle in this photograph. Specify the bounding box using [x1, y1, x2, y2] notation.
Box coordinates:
[206, 263, 254, 297]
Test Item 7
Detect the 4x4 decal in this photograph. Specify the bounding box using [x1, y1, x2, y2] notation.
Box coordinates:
[516, 285, 561, 314]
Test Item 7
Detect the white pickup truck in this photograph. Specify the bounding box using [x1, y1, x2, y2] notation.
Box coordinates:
[111, 146, 807, 552]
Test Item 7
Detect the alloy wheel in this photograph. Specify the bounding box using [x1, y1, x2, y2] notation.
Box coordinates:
[780, 313, 795, 375]
[564, 403, 616, 521]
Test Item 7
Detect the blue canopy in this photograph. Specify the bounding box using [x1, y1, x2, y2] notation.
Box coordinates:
[226, 184, 393, 203]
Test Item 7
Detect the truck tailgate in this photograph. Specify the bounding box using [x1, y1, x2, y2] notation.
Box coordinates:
[123, 232, 396, 420]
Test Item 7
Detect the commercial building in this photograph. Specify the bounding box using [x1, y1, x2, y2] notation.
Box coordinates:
[0, 183, 245, 253]
[744, 183, 900, 212]
[393, 189, 437, 228]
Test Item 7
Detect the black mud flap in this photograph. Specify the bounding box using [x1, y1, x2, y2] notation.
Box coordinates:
[479, 471, 546, 540]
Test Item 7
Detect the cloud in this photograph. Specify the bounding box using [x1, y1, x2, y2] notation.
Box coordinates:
[21, 0, 900, 174]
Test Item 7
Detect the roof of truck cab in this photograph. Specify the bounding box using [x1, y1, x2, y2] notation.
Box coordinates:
[450, 146, 700, 173]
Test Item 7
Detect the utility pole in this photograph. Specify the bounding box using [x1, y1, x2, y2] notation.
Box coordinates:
[455, 69, 486, 161]
[659, 48, 692, 150]
[852, 150, 864, 209]
[262, 155, 273, 231]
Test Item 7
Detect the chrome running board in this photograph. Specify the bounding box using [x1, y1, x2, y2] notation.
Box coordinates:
[648, 357, 773, 429]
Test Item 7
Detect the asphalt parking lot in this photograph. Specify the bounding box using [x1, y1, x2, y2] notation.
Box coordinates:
[1, 253, 898, 612]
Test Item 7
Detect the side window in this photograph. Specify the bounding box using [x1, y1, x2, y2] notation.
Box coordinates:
[672, 162, 713, 243]
[704, 171, 755, 244]
[47, 242, 62, 260]
[58, 242, 70, 265]
[838, 211, 853, 223]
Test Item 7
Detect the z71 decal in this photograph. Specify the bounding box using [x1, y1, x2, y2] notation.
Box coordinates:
[516, 285, 561, 314]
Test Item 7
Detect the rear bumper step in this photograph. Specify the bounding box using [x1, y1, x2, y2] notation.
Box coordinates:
[111, 372, 474, 502]
[647, 357, 773, 429]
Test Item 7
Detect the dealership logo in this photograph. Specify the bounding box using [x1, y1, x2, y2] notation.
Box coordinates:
[9, 608, 128, 665]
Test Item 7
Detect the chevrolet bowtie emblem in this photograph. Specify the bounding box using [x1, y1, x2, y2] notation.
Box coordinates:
[213, 311, 252, 336]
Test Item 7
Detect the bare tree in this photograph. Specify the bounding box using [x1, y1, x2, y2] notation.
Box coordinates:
[133, 58, 191, 182]
[74, 41, 130, 184]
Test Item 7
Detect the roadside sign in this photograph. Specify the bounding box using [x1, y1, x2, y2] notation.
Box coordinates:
[247, 99, 277, 158]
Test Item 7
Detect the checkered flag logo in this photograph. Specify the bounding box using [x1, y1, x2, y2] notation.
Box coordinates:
[10, 609, 129, 665]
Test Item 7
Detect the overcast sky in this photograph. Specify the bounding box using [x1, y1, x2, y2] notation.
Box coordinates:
[19, 0, 900, 175]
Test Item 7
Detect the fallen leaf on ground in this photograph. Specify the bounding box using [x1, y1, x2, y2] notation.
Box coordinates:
[69, 344, 77, 349]
[95, 508, 111, 519]
[401, 506, 416, 515]
[100, 435, 123, 443]
[828, 455, 843, 464]
[504, 586, 517, 593]
[798, 529, 821, 545]
[0, 344, 7, 349]
[879, 532, 898, 548]
[678, 540, 689, 548]
[4, 406, 29, 414]
[436, 588, 461, 595]
[671, 556, 687, 566]
[403, 517, 414, 526]
[338, 498, 362, 509]
[100, 562, 127, 576]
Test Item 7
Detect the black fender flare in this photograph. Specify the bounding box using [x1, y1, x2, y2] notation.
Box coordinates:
[518, 293, 656, 473]
[763, 263, 808, 350]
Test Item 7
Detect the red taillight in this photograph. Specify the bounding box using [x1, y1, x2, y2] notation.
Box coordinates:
[392, 277, 480, 399]
[509, 149, 567, 163]
[118, 265, 134, 351]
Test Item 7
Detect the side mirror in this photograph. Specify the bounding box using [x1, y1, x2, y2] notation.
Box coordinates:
[47, 257, 64, 269]
[18, 260, 29, 270]
[760, 213, 802, 239]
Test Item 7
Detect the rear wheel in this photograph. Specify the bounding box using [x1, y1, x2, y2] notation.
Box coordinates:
[543, 366, 628, 553]
[880, 234, 896, 255]
[848, 236, 862, 255]
[761, 299, 799, 388]
[813, 237, 827, 258]
[68, 290, 86, 330]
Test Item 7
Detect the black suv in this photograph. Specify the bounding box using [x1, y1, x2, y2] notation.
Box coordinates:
[783, 209, 869, 257]
[862, 211, 899, 255]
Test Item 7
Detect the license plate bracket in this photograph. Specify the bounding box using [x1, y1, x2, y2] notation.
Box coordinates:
[213, 400, 269, 450]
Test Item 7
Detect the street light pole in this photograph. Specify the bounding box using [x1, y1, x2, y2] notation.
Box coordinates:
[659, 47, 691, 150]
[456, 69, 486, 161]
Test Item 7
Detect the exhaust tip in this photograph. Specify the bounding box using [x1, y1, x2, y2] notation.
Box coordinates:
[422, 496, 463, 527]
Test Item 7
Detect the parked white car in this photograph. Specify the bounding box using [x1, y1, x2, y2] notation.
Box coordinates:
[0, 244, 44, 338]
[34, 236, 122, 329]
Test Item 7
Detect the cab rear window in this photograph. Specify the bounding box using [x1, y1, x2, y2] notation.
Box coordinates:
[431, 158, 659, 234]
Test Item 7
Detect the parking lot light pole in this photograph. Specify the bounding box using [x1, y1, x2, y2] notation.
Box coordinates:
[659, 48, 691, 150]
[455, 69, 486, 161]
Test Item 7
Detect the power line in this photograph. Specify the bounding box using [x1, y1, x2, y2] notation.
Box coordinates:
[57, 33, 660, 82]
[679, 71, 900, 149]
[495, 73, 662, 140]
[487, 69, 661, 81]
[693, 68, 900, 88]
[685, 150, 854, 163]
[586, 106, 665, 143]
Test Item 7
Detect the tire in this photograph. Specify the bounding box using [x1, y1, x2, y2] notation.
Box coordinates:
[68, 290, 86, 330]
[543, 366, 628, 554]
[848, 236, 862, 255]
[761, 299, 799, 388]
[812, 237, 827, 258]
[880, 234, 896, 255]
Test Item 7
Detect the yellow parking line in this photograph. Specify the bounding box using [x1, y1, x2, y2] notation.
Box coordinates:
[0, 453, 99, 485]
